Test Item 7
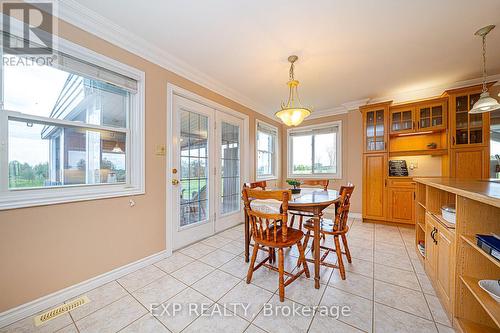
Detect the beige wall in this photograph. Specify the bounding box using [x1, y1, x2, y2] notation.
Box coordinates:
[280, 111, 363, 214]
[0, 16, 282, 312]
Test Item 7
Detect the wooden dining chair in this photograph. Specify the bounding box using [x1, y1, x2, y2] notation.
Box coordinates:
[242, 188, 309, 302]
[290, 179, 329, 230]
[302, 184, 355, 280]
[243, 181, 267, 190]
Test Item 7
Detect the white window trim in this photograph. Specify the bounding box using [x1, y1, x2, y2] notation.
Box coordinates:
[287, 120, 342, 179]
[255, 119, 279, 181]
[0, 33, 145, 210]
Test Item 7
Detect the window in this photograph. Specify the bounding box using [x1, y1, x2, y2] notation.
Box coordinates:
[256, 120, 278, 180]
[288, 121, 342, 178]
[0, 33, 145, 210]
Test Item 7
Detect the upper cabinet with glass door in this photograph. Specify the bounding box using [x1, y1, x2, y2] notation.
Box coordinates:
[390, 105, 414, 134]
[389, 97, 448, 135]
[445, 84, 492, 147]
[361, 102, 391, 153]
[415, 97, 447, 132]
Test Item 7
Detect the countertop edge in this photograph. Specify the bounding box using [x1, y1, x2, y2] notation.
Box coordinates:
[414, 178, 500, 209]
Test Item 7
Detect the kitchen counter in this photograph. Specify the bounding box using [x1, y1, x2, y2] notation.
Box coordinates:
[414, 177, 500, 208]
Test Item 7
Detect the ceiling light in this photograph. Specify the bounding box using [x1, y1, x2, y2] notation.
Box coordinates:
[275, 55, 311, 126]
[470, 25, 500, 114]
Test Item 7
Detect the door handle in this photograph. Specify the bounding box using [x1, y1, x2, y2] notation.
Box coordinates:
[172, 179, 179, 185]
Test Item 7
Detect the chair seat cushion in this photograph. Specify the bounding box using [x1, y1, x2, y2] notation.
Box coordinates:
[303, 218, 348, 234]
[254, 227, 304, 247]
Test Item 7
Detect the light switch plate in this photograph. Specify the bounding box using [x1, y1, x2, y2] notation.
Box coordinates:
[155, 144, 166, 156]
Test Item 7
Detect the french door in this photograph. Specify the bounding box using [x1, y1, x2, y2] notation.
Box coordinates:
[170, 94, 244, 250]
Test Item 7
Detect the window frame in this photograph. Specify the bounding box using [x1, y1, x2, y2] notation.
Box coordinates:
[255, 119, 279, 181]
[287, 120, 342, 179]
[0, 33, 145, 210]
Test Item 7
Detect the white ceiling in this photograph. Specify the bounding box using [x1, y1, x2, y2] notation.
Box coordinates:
[63, 0, 500, 117]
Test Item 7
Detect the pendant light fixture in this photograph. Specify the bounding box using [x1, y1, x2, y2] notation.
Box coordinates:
[275, 55, 312, 126]
[470, 25, 500, 114]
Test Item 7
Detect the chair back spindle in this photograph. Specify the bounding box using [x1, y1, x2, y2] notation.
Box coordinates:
[242, 188, 291, 243]
[333, 184, 355, 231]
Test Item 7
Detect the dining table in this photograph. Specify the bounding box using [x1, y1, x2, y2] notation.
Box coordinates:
[244, 188, 341, 289]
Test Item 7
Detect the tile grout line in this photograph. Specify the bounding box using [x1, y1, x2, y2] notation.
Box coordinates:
[115, 279, 175, 333]
[372, 222, 376, 333]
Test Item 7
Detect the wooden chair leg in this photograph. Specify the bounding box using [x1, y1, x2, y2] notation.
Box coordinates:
[246, 243, 259, 283]
[290, 214, 296, 228]
[298, 215, 303, 229]
[296, 241, 310, 278]
[303, 230, 311, 249]
[278, 248, 285, 302]
[269, 248, 275, 263]
[341, 234, 352, 263]
[334, 236, 346, 280]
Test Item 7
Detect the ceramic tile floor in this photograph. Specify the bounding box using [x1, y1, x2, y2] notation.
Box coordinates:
[1, 218, 458, 333]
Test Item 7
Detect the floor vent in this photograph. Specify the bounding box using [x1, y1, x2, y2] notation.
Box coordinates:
[34, 296, 90, 326]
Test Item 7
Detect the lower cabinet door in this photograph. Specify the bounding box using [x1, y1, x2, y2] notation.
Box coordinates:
[388, 187, 415, 223]
[424, 213, 437, 279]
[450, 147, 489, 179]
[363, 154, 387, 220]
[436, 226, 454, 314]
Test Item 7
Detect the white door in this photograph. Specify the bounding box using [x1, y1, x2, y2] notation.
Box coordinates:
[215, 112, 244, 232]
[171, 95, 215, 249]
[170, 94, 246, 250]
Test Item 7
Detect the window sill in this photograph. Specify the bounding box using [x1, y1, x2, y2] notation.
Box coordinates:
[287, 174, 342, 180]
[0, 184, 145, 210]
[256, 176, 278, 181]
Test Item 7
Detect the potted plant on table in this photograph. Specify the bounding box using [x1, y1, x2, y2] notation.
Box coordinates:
[286, 179, 302, 194]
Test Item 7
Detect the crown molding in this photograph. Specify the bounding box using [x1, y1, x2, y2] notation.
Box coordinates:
[55, 1, 500, 121]
[57, 0, 265, 113]
[308, 98, 370, 119]
[368, 74, 500, 105]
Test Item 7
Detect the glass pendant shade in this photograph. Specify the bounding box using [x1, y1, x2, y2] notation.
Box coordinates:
[470, 25, 499, 114]
[275, 56, 312, 126]
[470, 91, 500, 114]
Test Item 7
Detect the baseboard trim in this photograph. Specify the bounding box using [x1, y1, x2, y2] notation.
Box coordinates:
[0, 249, 170, 329]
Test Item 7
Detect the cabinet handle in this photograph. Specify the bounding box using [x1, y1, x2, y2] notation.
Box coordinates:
[384, 179, 387, 187]
[452, 136, 455, 145]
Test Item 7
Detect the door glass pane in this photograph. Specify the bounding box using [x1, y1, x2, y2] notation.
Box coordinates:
[375, 110, 384, 137]
[220, 122, 240, 215]
[180, 110, 209, 227]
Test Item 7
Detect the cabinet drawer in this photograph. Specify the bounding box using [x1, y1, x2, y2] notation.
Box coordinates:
[388, 178, 416, 188]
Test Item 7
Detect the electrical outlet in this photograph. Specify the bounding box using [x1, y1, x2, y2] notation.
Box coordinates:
[409, 160, 418, 170]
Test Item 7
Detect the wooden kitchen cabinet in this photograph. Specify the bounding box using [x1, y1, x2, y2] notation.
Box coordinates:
[446, 85, 490, 148]
[415, 98, 447, 131]
[390, 105, 414, 134]
[450, 146, 490, 179]
[388, 180, 415, 224]
[424, 212, 455, 315]
[361, 102, 390, 153]
[425, 212, 438, 279]
[362, 153, 387, 221]
[436, 225, 454, 315]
